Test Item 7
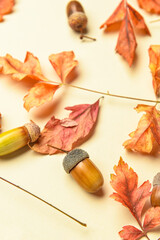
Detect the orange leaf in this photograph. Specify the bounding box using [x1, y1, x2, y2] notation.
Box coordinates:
[137, 0, 160, 14]
[32, 99, 100, 154]
[123, 104, 160, 153]
[115, 17, 137, 66]
[148, 45, 160, 97]
[49, 51, 78, 83]
[0, 52, 48, 81]
[111, 158, 152, 240]
[23, 83, 59, 111]
[0, 0, 14, 21]
[100, 0, 150, 66]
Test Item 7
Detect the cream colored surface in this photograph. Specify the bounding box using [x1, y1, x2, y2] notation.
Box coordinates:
[0, 0, 159, 239]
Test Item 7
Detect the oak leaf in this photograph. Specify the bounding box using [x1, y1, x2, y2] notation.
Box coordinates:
[123, 104, 160, 154]
[148, 45, 160, 97]
[100, 0, 150, 66]
[137, 0, 160, 14]
[0, 0, 14, 22]
[32, 99, 100, 154]
[110, 158, 160, 239]
[0, 51, 78, 111]
[49, 51, 78, 83]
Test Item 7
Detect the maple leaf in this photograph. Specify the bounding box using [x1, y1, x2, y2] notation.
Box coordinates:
[123, 104, 160, 154]
[0, 51, 78, 111]
[110, 158, 160, 240]
[100, 0, 150, 66]
[49, 51, 78, 83]
[0, 0, 14, 22]
[137, 0, 160, 14]
[148, 45, 160, 97]
[32, 99, 100, 154]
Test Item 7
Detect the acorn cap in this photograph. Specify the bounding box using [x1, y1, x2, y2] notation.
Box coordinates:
[63, 149, 89, 174]
[24, 122, 40, 143]
[153, 172, 160, 186]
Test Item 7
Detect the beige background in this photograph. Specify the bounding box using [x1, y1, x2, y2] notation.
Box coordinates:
[0, 0, 159, 239]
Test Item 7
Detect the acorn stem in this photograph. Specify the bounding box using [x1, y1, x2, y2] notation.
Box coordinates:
[80, 34, 96, 41]
[47, 144, 69, 153]
[0, 176, 87, 227]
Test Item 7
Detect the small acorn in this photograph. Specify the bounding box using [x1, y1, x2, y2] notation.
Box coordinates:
[0, 122, 40, 156]
[63, 148, 104, 193]
[66, 0, 96, 40]
[150, 173, 160, 207]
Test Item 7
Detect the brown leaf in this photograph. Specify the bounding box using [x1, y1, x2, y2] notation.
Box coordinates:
[32, 99, 100, 154]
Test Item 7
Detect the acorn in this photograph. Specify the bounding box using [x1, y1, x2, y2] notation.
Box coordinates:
[150, 173, 160, 207]
[66, 0, 96, 40]
[0, 122, 40, 156]
[63, 148, 104, 193]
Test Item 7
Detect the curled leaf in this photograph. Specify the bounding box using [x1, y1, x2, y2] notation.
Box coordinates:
[149, 45, 160, 97]
[32, 99, 100, 154]
[123, 104, 160, 154]
[49, 51, 78, 83]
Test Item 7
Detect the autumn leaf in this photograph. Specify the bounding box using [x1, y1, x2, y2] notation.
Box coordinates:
[32, 99, 100, 154]
[0, 51, 78, 111]
[0, 0, 14, 22]
[49, 51, 78, 83]
[110, 158, 160, 239]
[148, 45, 160, 97]
[137, 0, 160, 14]
[123, 104, 160, 154]
[100, 0, 150, 66]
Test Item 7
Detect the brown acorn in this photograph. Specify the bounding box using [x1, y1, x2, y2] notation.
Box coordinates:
[151, 173, 160, 207]
[63, 148, 104, 193]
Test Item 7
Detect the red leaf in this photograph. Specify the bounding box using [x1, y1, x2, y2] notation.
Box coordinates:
[110, 158, 151, 222]
[143, 207, 160, 231]
[119, 225, 144, 240]
[137, 0, 160, 14]
[32, 99, 100, 154]
[100, 0, 150, 66]
[49, 51, 78, 83]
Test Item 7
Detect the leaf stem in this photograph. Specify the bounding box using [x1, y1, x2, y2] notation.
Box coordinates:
[0, 176, 87, 227]
[64, 83, 159, 104]
[150, 18, 160, 23]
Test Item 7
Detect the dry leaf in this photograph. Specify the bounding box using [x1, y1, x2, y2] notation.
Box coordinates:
[32, 99, 100, 154]
[137, 0, 160, 14]
[123, 104, 160, 154]
[49, 51, 78, 83]
[0, 0, 14, 21]
[110, 158, 160, 240]
[148, 45, 160, 97]
[0, 51, 78, 111]
[100, 0, 150, 66]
